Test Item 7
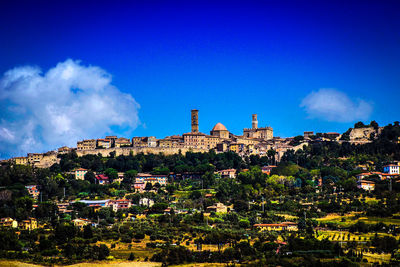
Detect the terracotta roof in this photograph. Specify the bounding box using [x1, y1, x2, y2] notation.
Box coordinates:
[281, 222, 297, 225]
[96, 174, 109, 180]
[360, 180, 375, 184]
[211, 122, 228, 132]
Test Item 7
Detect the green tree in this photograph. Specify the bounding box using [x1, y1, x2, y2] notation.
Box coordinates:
[98, 244, 110, 260]
[145, 182, 153, 191]
[34, 201, 58, 220]
[84, 171, 96, 183]
[370, 120, 379, 129]
[105, 168, 118, 182]
[15, 196, 33, 220]
[267, 149, 276, 165]
[354, 121, 366, 128]
[83, 225, 93, 239]
[124, 170, 138, 183]
[128, 252, 135, 261]
[202, 171, 215, 188]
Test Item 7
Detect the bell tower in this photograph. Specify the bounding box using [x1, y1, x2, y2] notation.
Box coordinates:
[191, 109, 199, 133]
[252, 114, 258, 129]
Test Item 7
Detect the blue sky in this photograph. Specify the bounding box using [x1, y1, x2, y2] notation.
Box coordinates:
[0, 0, 399, 158]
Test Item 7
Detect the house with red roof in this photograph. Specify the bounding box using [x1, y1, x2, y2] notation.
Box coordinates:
[96, 174, 109, 185]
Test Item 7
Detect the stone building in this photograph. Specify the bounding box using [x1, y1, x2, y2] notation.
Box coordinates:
[181, 115, 219, 149]
[210, 123, 229, 139]
[77, 139, 96, 150]
[132, 136, 157, 148]
[13, 156, 28, 165]
[58, 146, 73, 154]
[183, 132, 206, 149]
[304, 131, 314, 138]
[205, 135, 220, 149]
[158, 135, 185, 148]
[191, 109, 199, 133]
[97, 139, 111, 149]
[206, 203, 228, 213]
[182, 109, 221, 150]
[27, 153, 44, 164]
[243, 114, 273, 140]
[114, 137, 131, 147]
[105, 136, 118, 145]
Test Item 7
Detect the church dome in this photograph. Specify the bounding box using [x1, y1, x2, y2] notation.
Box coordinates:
[212, 122, 228, 132]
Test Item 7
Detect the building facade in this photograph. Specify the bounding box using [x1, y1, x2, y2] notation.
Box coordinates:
[75, 168, 88, 180]
[77, 139, 96, 150]
[135, 173, 167, 186]
[243, 114, 273, 140]
[210, 123, 229, 139]
[384, 164, 400, 175]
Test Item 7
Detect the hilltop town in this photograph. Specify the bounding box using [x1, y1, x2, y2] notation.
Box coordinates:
[1, 111, 400, 265]
[9, 109, 384, 169]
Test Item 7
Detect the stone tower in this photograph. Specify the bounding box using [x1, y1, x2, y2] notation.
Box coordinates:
[191, 109, 199, 133]
[252, 114, 258, 129]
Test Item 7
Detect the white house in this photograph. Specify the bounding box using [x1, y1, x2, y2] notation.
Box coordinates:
[383, 164, 400, 175]
[75, 168, 88, 180]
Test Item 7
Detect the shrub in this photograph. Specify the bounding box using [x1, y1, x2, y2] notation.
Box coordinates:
[134, 232, 145, 240]
[121, 235, 132, 243]
[128, 252, 135, 261]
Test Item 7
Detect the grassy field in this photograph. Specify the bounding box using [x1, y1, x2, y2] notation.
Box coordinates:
[106, 235, 227, 261]
[316, 230, 373, 242]
[274, 212, 298, 220]
[105, 237, 160, 260]
[317, 212, 400, 227]
[363, 252, 391, 265]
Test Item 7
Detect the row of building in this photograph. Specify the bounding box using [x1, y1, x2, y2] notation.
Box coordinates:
[10, 110, 278, 167]
[355, 163, 400, 191]
[73, 166, 277, 187]
[74, 168, 168, 188]
[0, 217, 37, 230]
[74, 111, 274, 152]
[13, 151, 59, 168]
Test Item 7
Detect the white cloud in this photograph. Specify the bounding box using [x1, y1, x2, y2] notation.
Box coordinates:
[0, 59, 140, 158]
[300, 88, 372, 122]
